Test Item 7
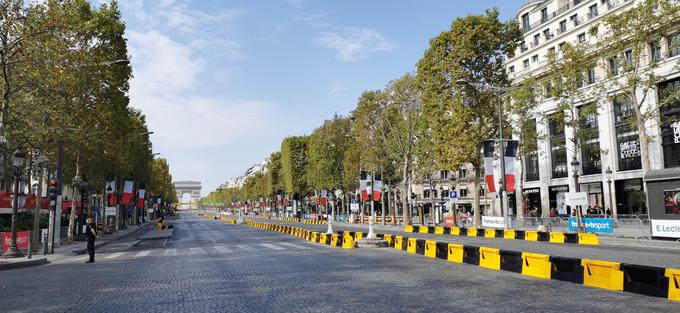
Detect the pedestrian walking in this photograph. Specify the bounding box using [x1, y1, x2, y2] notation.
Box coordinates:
[86, 217, 97, 263]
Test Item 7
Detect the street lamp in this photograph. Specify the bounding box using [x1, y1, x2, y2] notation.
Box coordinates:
[455, 79, 539, 230]
[571, 158, 584, 233]
[605, 167, 616, 221]
[5, 149, 25, 257]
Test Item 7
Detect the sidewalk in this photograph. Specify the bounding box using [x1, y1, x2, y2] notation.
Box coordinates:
[0, 222, 152, 271]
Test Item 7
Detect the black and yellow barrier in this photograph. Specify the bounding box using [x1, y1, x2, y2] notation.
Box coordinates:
[280, 217, 300, 222]
[407, 223, 596, 245]
[582, 259, 624, 291]
[479, 247, 501, 270]
[302, 219, 327, 225]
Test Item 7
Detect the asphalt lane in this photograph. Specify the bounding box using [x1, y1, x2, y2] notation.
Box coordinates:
[0, 213, 678, 313]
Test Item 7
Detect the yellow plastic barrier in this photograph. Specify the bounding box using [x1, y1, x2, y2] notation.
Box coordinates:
[384, 234, 393, 247]
[331, 234, 340, 246]
[467, 228, 478, 237]
[311, 232, 318, 242]
[435, 227, 444, 235]
[407, 238, 417, 254]
[578, 233, 600, 245]
[424, 240, 437, 258]
[342, 233, 355, 249]
[394, 236, 404, 250]
[665, 268, 680, 302]
[419, 226, 429, 234]
[447, 243, 464, 263]
[581, 259, 623, 291]
[549, 232, 565, 244]
[479, 247, 501, 270]
[503, 230, 516, 239]
[450, 227, 460, 236]
[354, 232, 364, 241]
[319, 233, 328, 244]
[305, 231, 312, 241]
[521, 253, 551, 279]
[405, 225, 414, 233]
[525, 231, 539, 241]
[484, 229, 496, 238]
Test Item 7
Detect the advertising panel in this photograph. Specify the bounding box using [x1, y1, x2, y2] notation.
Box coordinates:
[651, 220, 680, 238]
[567, 218, 613, 233]
[481, 216, 505, 228]
[1, 230, 30, 253]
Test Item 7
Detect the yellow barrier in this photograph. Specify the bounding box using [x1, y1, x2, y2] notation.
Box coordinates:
[331, 234, 340, 246]
[479, 247, 501, 270]
[319, 233, 328, 244]
[419, 226, 429, 234]
[484, 229, 496, 238]
[405, 225, 414, 233]
[435, 227, 444, 235]
[578, 233, 600, 245]
[394, 236, 404, 250]
[305, 231, 312, 241]
[549, 232, 565, 244]
[525, 231, 539, 241]
[521, 253, 551, 279]
[407, 238, 417, 254]
[384, 234, 393, 247]
[354, 232, 364, 241]
[447, 243, 464, 263]
[450, 227, 461, 236]
[342, 233, 355, 249]
[311, 232, 318, 242]
[503, 230, 516, 239]
[665, 268, 680, 302]
[424, 240, 437, 258]
[467, 228, 478, 237]
[581, 259, 624, 291]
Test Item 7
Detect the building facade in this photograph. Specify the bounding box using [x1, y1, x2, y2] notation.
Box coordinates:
[506, 0, 680, 223]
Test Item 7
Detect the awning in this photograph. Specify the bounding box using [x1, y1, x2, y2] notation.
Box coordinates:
[644, 168, 680, 182]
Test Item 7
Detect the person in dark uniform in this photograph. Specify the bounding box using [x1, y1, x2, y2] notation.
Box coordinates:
[85, 217, 97, 263]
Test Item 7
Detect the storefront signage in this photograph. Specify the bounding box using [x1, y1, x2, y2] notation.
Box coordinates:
[1, 231, 29, 253]
[568, 218, 613, 233]
[565, 192, 589, 207]
[672, 121, 680, 144]
[619, 140, 641, 159]
[549, 185, 569, 192]
[524, 188, 540, 194]
[651, 219, 680, 238]
[481, 216, 505, 228]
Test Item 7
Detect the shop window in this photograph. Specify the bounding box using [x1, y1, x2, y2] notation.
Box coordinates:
[549, 113, 568, 178]
[579, 103, 601, 175]
[614, 96, 642, 171]
[658, 77, 680, 168]
[664, 190, 680, 215]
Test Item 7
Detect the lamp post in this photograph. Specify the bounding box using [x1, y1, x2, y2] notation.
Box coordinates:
[367, 174, 376, 239]
[456, 79, 540, 230]
[571, 158, 584, 233]
[31, 154, 50, 250]
[606, 167, 616, 221]
[5, 149, 26, 257]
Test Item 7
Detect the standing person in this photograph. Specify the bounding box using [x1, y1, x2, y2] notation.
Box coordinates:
[85, 217, 97, 263]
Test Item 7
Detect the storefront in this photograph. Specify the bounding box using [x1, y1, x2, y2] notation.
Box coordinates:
[523, 188, 541, 216]
[615, 178, 646, 215]
[549, 185, 569, 215]
[580, 182, 603, 211]
[645, 168, 680, 238]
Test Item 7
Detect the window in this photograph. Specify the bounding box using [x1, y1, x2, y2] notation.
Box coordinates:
[651, 41, 662, 62]
[614, 96, 642, 171]
[670, 33, 680, 57]
[532, 54, 539, 63]
[577, 33, 586, 43]
[570, 14, 580, 27]
[547, 47, 555, 56]
[543, 29, 552, 40]
[609, 56, 620, 76]
[522, 13, 530, 31]
[520, 41, 528, 52]
[544, 81, 553, 97]
[541, 8, 549, 23]
[458, 168, 467, 178]
[559, 42, 566, 51]
[508, 66, 515, 74]
[559, 20, 567, 33]
[624, 49, 633, 70]
[440, 170, 449, 179]
[533, 34, 540, 46]
[524, 59, 530, 68]
[460, 189, 469, 197]
[586, 67, 596, 85]
[588, 4, 599, 19]
[658, 77, 680, 168]
[579, 103, 601, 175]
[549, 113, 568, 178]
[525, 119, 540, 181]
[479, 188, 486, 197]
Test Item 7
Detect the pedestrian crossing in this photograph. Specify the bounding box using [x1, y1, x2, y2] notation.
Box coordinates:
[65, 242, 314, 263]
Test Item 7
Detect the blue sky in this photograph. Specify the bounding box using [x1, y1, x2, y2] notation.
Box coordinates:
[105, 0, 525, 196]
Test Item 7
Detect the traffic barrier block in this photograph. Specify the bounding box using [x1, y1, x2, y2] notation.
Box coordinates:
[484, 229, 496, 238]
[665, 269, 680, 302]
[419, 226, 430, 234]
[525, 231, 539, 241]
[503, 230, 516, 239]
[447, 243, 464, 263]
[500, 250, 522, 273]
[305, 231, 312, 241]
[578, 233, 600, 245]
[564, 233, 578, 243]
[415, 239, 426, 255]
[463, 246, 480, 265]
[479, 247, 501, 270]
[354, 232, 364, 241]
[458, 227, 468, 236]
[331, 233, 340, 246]
[394, 236, 405, 250]
[435, 242, 448, 260]
[495, 229, 504, 238]
[514, 230, 525, 240]
[405, 225, 414, 233]
[407, 238, 417, 254]
[581, 259, 624, 291]
[467, 228, 478, 237]
[476, 228, 486, 237]
[311, 232, 319, 243]
[621, 264, 669, 298]
[384, 234, 394, 247]
[342, 233, 355, 249]
[319, 233, 328, 245]
[450, 227, 461, 236]
[424, 240, 437, 258]
[537, 231, 550, 241]
[435, 227, 445, 235]
[549, 232, 565, 244]
[521, 253, 551, 279]
[550, 256, 584, 284]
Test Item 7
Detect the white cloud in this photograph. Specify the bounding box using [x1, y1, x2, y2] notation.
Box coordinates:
[316, 26, 395, 62]
[330, 81, 348, 96]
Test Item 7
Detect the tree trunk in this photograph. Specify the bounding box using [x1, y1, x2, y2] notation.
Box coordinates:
[473, 165, 481, 228]
[637, 111, 651, 175]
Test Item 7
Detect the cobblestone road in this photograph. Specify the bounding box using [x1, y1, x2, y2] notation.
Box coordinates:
[0, 213, 678, 313]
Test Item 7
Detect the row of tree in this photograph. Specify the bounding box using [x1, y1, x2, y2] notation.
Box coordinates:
[0, 0, 176, 204]
[205, 1, 680, 225]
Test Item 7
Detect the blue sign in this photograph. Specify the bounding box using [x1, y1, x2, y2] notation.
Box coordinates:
[568, 218, 613, 233]
[338, 215, 347, 222]
[442, 203, 447, 213]
[449, 191, 457, 199]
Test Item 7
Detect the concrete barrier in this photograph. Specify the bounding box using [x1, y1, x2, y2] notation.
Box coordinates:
[521, 253, 551, 279]
[405, 225, 414, 233]
[550, 256, 584, 284]
[621, 264, 669, 298]
[479, 247, 501, 270]
[394, 236, 405, 251]
[447, 243, 464, 263]
[467, 228, 478, 237]
[462, 246, 480, 265]
[384, 234, 394, 247]
[578, 233, 600, 245]
[484, 229, 496, 238]
[434, 226, 445, 235]
[342, 233, 355, 249]
[407, 238, 417, 254]
[503, 230, 516, 239]
[319, 233, 328, 245]
[665, 269, 680, 302]
[549, 232, 565, 244]
[331, 234, 342, 247]
[435, 242, 448, 260]
[500, 250, 522, 273]
[524, 231, 538, 241]
[424, 240, 437, 258]
[450, 227, 461, 236]
[581, 259, 624, 291]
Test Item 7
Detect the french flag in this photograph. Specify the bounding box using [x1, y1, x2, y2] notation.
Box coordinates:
[483, 140, 496, 193]
[372, 174, 382, 201]
[121, 180, 134, 205]
[360, 171, 369, 201]
[137, 185, 146, 208]
[504, 140, 519, 193]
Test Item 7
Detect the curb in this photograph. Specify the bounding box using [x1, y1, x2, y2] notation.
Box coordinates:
[0, 258, 50, 272]
[71, 224, 151, 255]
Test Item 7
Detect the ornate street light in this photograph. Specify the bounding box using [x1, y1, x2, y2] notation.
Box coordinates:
[5, 149, 26, 257]
[605, 167, 616, 221]
[571, 158, 584, 233]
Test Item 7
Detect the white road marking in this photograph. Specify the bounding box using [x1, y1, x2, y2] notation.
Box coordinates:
[104, 252, 125, 260]
[72, 256, 89, 262]
[213, 245, 231, 253]
[190, 247, 205, 254]
[236, 245, 256, 251]
[260, 243, 285, 250]
[277, 242, 312, 250]
[135, 250, 151, 258]
[163, 248, 177, 256]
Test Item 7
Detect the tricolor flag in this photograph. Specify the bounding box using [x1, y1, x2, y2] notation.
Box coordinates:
[483, 140, 496, 193]
[121, 180, 134, 205]
[504, 140, 519, 193]
[106, 181, 117, 206]
[137, 184, 146, 208]
[372, 174, 382, 201]
[360, 171, 369, 201]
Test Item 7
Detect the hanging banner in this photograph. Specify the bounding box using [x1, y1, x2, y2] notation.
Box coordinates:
[504, 140, 518, 193]
[121, 181, 134, 205]
[373, 174, 382, 201]
[483, 140, 496, 193]
[360, 171, 369, 201]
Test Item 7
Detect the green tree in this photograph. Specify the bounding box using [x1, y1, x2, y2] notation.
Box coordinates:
[281, 136, 309, 196]
[306, 115, 351, 192]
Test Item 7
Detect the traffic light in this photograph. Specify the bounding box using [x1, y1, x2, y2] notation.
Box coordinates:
[48, 179, 58, 201]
